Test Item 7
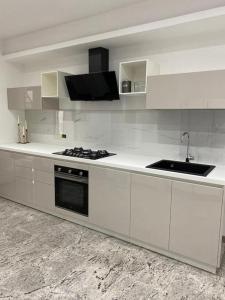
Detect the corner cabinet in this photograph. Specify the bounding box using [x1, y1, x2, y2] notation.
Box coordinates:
[89, 166, 130, 236]
[130, 174, 171, 250]
[147, 69, 225, 109]
[7, 86, 59, 110]
[169, 181, 223, 269]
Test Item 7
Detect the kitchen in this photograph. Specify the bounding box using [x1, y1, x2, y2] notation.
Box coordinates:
[1, 1, 225, 299]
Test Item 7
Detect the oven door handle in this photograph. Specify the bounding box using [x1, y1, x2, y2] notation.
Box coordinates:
[55, 173, 88, 184]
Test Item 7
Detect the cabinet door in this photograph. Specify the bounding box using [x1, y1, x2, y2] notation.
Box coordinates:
[131, 174, 171, 250]
[147, 72, 206, 109]
[24, 86, 42, 110]
[7, 87, 25, 110]
[0, 151, 15, 200]
[34, 181, 54, 211]
[90, 167, 130, 236]
[15, 177, 34, 207]
[8, 86, 42, 110]
[204, 70, 225, 108]
[170, 181, 223, 266]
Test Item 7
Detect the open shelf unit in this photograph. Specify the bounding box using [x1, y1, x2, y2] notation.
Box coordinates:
[119, 59, 148, 95]
[41, 71, 71, 99]
[3, 6, 225, 66]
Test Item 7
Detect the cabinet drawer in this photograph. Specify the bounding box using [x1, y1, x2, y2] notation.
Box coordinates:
[33, 157, 54, 173]
[15, 166, 33, 180]
[34, 170, 54, 185]
[14, 153, 33, 168]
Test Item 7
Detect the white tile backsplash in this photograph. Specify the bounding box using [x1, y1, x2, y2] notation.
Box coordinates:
[25, 109, 225, 165]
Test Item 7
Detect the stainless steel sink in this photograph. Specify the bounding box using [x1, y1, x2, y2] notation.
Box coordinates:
[146, 160, 215, 177]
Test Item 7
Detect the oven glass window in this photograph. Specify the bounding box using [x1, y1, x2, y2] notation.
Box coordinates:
[55, 177, 88, 216]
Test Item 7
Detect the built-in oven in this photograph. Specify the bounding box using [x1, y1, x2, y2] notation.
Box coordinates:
[54, 165, 88, 216]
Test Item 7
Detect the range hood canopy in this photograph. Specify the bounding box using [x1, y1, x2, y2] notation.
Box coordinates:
[65, 47, 119, 101]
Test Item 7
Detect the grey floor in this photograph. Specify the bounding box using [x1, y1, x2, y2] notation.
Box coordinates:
[1, 198, 225, 300]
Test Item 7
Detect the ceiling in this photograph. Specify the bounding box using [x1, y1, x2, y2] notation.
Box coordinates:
[0, 0, 141, 40]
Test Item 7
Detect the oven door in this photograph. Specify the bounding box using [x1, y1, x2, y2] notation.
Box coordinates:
[55, 173, 88, 216]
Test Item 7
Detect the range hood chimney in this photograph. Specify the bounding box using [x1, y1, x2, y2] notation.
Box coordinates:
[88, 47, 109, 73]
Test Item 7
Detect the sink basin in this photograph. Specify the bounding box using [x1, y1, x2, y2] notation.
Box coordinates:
[146, 160, 215, 177]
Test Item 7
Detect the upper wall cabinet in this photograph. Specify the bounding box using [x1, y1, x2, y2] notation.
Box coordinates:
[146, 69, 225, 109]
[8, 86, 59, 111]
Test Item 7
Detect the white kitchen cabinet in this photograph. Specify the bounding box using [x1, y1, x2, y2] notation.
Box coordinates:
[0, 151, 16, 200]
[147, 69, 225, 109]
[130, 174, 172, 250]
[89, 166, 130, 236]
[170, 181, 223, 267]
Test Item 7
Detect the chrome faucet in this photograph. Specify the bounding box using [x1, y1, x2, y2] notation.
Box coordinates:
[181, 132, 194, 163]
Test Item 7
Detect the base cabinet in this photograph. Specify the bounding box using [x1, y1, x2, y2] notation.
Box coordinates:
[130, 174, 171, 250]
[170, 181, 223, 267]
[0, 151, 15, 200]
[0, 149, 224, 273]
[89, 167, 130, 236]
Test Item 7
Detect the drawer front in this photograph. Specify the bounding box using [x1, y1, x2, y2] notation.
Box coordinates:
[14, 153, 33, 168]
[15, 165, 33, 180]
[33, 157, 54, 173]
[34, 170, 54, 185]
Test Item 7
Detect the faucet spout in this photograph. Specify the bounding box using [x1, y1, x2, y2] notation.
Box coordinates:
[181, 132, 194, 163]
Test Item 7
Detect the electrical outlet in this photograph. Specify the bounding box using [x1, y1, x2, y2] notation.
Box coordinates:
[61, 134, 67, 139]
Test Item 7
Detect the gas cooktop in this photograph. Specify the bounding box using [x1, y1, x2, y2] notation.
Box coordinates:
[53, 147, 115, 160]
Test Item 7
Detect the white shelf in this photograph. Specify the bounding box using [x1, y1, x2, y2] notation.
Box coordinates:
[3, 6, 225, 65]
[120, 92, 146, 96]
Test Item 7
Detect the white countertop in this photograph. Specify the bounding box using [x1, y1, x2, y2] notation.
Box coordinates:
[1, 142, 225, 186]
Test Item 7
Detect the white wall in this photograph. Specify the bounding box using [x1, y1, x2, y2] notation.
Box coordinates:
[3, 0, 225, 54]
[0, 53, 24, 143]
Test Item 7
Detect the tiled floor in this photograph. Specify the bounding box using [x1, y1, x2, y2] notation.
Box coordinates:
[0, 197, 225, 300]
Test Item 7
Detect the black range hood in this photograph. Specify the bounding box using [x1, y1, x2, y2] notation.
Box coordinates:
[65, 47, 120, 101]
